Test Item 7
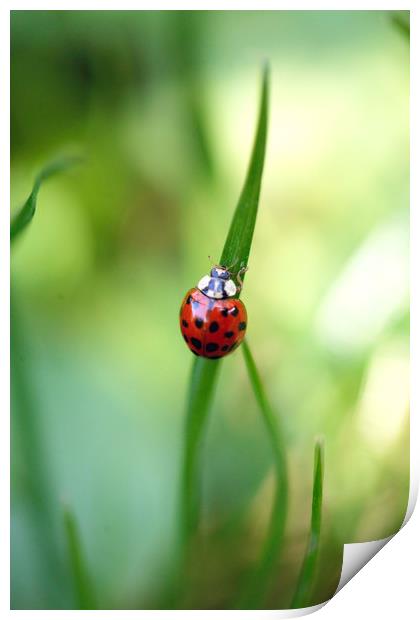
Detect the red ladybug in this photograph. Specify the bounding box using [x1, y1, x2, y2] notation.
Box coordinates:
[179, 264, 248, 359]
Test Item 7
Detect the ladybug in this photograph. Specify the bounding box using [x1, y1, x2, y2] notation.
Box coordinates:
[179, 264, 248, 359]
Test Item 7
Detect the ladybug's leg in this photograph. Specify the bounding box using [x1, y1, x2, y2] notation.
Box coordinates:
[236, 266, 249, 291]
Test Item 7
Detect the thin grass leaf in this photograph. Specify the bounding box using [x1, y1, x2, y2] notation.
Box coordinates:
[11, 156, 83, 604]
[173, 11, 215, 180]
[11, 293, 63, 603]
[179, 66, 269, 554]
[10, 156, 81, 242]
[291, 438, 325, 609]
[63, 505, 96, 610]
[180, 357, 221, 543]
[238, 339, 288, 608]
[220, 62, 269, 283]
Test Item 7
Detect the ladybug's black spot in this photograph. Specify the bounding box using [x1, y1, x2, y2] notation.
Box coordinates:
[206, 343, 219, 352]
[186, 295, 192, 304]
[220, 308, 229, 317]
[182, 319, 188, 328]
[224, 331, 234, 338]
[183, 334, 189, 343]
[239, 321, 247, 331]
[191, 337, 202, 350]
[221, 344, 229, 351]
[209, 321, 219, 333]
[195, 318, 203, 329]
[230, 306, 239, 317]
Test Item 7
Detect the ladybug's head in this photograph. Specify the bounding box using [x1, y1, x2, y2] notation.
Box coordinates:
[210, 266, 231, 280]
[198, 265, 237, 299]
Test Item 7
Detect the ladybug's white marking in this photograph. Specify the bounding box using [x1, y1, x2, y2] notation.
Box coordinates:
[198, 275, 212, 293]
[198, 269, 237, 299]
[224, 279, 236, 297]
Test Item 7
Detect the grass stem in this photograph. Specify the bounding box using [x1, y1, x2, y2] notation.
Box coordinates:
[238, 339, 288, 608]
[10, 156, 81, 242]
[177, 66, 269, 605]
[291, 438, 325, 608]
[63, 505, 96, 610]
[180, 357, 221, 546]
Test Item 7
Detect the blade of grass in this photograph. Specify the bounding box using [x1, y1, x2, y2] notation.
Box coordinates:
[177, 67, 271, 602]
[179, 65, 269, 551]
[11, 292, 64, 605]
[10, 155, 81, 242]
[220, 62, 269, 282]
[238, 339, 288, 608]
[180, 357, 221, 544]
[291, 438, 325, 609]
[11, 156, 82, 604]
[172, 11, 215, 180]
[63, 505, 96, 610]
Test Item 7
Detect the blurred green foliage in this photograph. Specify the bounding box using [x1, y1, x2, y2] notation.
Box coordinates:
[11, 10, 409, 610]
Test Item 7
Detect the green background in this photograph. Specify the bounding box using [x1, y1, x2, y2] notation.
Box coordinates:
[11, 10, 409, 610]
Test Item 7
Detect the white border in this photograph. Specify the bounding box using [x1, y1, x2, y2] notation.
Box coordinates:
[1, 2, 416, 9]
[3, 2, 417, 617]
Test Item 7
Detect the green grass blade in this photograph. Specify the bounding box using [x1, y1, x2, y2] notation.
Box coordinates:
[63, 505, 96, 610]
[238, 339, 288, 608]
[291, 438, 325, 609]
[220, 62, 269, 283]
[11, 292, 63, 601]
[180, 357, 221, 544]
[179, 65, 270, 571]
[10, 156, 81, 242]
[11, 157, 82, 604]
[172, 11, 215, 180]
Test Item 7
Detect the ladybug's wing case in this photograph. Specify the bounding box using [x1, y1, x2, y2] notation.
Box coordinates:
[205, 298, 247, 357]
[179, 289, 210, 355]
[180, 288, 247, 358]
